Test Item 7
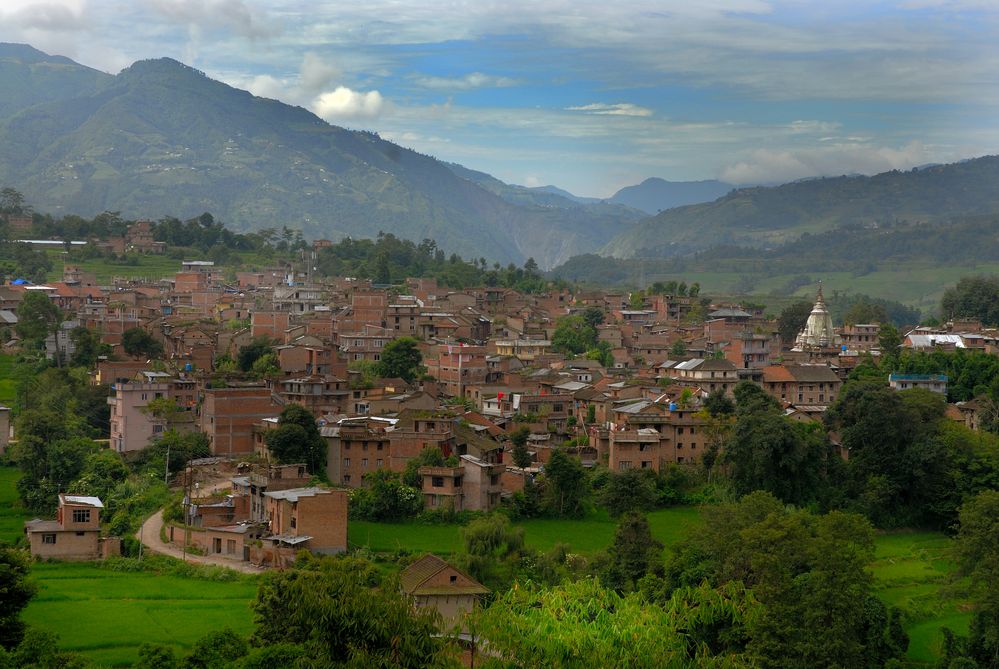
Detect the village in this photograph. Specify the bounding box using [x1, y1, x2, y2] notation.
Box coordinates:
[0, 223, 987, 564]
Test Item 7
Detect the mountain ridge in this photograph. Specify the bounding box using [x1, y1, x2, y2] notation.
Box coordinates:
[600, 157, 999, 259]
[0, 47, 637, 269]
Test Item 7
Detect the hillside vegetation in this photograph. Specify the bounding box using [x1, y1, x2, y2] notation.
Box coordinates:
[600, 157, 999, 258]
[0, 46, 637, 269]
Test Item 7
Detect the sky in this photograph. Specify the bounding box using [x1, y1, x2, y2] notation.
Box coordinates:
[0, 0, 997, 197]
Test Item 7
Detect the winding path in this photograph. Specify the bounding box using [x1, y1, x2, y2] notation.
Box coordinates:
[135, 478, 266, 574]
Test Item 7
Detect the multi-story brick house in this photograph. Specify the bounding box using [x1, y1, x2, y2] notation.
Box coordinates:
[257, 486, 348, 566]
[25, 495, 118, 561]
[108, 374, 198, 453]
[200, 386, 280, 456]
[761, 364, 842, 406]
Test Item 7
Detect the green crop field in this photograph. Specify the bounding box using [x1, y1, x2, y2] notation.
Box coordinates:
[42, 249, 277, 284]
[22, 562, 258, 668]
[0, 353, 16, 407]
[870, 531, 972, 665]
[348, 506, 703, 556]
[0, 466, 31, 546]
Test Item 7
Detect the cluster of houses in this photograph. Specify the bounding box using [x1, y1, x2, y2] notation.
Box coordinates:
[11, 246, 995, 572]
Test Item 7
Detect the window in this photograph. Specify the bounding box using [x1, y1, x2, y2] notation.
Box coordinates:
[677, 443, 684, 449]
[619, 461, 632, 470]
[42, 534, 56, 544]
[76, 531, 85, 536]
[344, 458, 351, 467]
[432, 476, 445, 488]
[343, 474, 351, 483]
[377, 443, 383, 451]
[362, 458, 368, 468]
[291, 517, 297, 528]
[376, 459, 382, 468]
[450, 575, 458, 583]
[72, 509, 91, 523]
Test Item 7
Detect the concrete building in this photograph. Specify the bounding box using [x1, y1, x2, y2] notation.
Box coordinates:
[889, 373, 949, 395]
[258, 487, 348, 567]
[25, 495, 119, 561]
[200, 387, 280, 456]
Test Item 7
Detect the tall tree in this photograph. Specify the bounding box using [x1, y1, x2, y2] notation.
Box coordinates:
[15, 291, 62, 353]
[0, 548, 37, 650]
[376, 337, 423, 383]
[252, 554, 457, 668]
[122, 327, 164, 359]
[777, 300, 813, 345]
[264, 404, 325, 476]
[541, 450, 588, 518]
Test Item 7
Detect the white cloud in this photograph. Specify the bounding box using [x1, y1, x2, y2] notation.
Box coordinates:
[565, 103, 653, 117]
[146, 0, 277, 39]
[414, 72, 519, 90]
[719, 141, 934, 185]
[245, 74, 286, 100]
[312, 87, 384, 121]
[299, 52, 340, 95]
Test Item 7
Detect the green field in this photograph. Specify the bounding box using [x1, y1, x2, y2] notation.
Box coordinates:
[870, 531, 972, 665]
[0, 353, 16, 407]
[348, 506, 704, 556]
[43, 249, 275, 284]
[0, 466, 30, 546]
[22, 563, 258, 667]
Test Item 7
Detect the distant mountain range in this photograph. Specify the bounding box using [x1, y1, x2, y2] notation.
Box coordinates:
[606, 177, 734, 214]
[0, 44, 648, 269]
[3, 43, 996, 274]
[599, 156, 999, 259]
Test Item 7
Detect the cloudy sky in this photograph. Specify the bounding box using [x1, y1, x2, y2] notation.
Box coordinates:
[1, 0, 997, 196]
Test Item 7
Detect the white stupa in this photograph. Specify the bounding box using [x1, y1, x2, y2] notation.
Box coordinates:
[793, 284, 841, 351]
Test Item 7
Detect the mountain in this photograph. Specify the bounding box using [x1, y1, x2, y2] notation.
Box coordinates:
[0, 47, 639, 269]
[445, 163, 638, 214]
[600, 157, 999, 259]
[529, 185, 601, 204]
[607, 177, 734, 214]
[0, 43, 112, 119]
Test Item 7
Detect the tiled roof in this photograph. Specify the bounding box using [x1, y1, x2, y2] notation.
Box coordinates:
[400, 554, 489, 596]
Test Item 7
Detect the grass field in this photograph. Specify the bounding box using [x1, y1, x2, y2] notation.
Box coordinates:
[42, 249, 276, 284]
[348, 506, 704, 556]
[0, 353, 16, 408]
[0, 466, 31, 546]
[870, 531, 972, 665]
[22, 562, 258, 668]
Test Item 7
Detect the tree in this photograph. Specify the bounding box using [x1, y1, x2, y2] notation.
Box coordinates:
[135, 643, 177, 669]
[952, 490, 999, 666]
[475, 577, 756, 669]
[704, 387, 735, 417]
[0, 548, 37, 650]
[723, 403, 831, 506]
[183, 628, 247, 669]
[68, 326, 109, 368]
[237, 336, 275, 372]
[458, 514, 526, 590]
[669, 339, 687, 356]
[551, 315, 597, 356]
[15, 291, 61, 348]
[375, 337, 422, 383]
[350, 469, 422, 521]
[599, 468, 658, 517]
[510, 426, 532, 469]
[251, 554, 456, 668]
[601, 512, 663, 592]
[540, 450, 588, 518]
[878, 323, 902, 360]
[659, 493, 907, 669]
[264, 404, 325, 476]
[942, 275, 999, 325]
[122, 327, 164, 359]
[777, 300, 813, 345]
[581, 306, 605, 328]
